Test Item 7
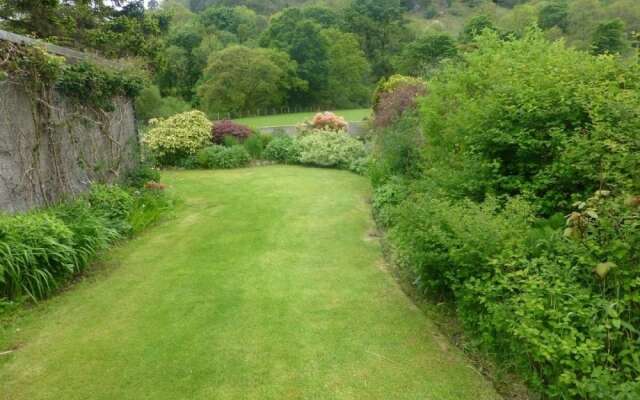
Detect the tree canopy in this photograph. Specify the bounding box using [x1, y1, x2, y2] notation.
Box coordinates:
[196, 46, 305, 116]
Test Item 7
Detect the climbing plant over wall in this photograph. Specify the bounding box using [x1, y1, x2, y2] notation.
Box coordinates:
[0, 40, 142, 210]
[0, 41, 144, 111]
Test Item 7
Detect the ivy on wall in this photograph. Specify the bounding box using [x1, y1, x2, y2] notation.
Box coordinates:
[0, 41, 143, 208]
[0, 42, 143, 111]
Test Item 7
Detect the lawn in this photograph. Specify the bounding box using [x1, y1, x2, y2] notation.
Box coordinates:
[0, 166, 499, 400]
[234, 108, 371, 128]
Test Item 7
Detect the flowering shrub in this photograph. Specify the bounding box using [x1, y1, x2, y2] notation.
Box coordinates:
[372, 74, 424, 110]
[374, 84, 426, 128]
[296, 130, 366, 170]
[306, 112, 348, 132]
[143, 111, 211, 166]
[212, 120, 252, 144]
[372, 74, 426, 128]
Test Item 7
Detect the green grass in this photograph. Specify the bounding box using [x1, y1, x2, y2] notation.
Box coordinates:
[234, 108, 371, 128]
[0, 166, 499, 400]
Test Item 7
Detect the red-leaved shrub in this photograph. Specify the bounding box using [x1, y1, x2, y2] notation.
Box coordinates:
[373, 83, 426, 128]
[212, 120, 252, 144]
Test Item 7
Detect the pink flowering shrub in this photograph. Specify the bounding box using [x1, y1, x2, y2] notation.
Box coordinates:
[308, 112, 348, 132]
[212, 120, 252, 144]
[373, 84, 426, 128]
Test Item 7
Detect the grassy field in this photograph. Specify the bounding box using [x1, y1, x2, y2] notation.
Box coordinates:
[0, 166, 499, 400]
[234, 108, 371, 128]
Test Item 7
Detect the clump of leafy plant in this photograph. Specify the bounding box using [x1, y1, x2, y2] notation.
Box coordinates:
[195, 145, 251, 169]
[0, 212, 77, 301]
[143, 110, 211, 166]
[212, 120, 253, 144]
[128, 187, 174, 233]
[125, 163, 161, 189]
[0, 183, 173, 303]
[87, 184, 134, 235]
[263, 135, 300, 164]
[243, 133, 272, 159]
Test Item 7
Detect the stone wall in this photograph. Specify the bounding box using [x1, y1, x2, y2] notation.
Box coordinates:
[0, 81, 138, 212]
[259, 121, 368, 137]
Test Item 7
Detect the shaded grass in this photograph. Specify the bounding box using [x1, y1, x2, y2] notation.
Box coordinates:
[234, 109, 371, 128]
[0, 166, 499, 400]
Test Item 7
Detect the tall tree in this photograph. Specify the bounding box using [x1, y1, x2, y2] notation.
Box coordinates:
[0, 0, 64, 38]
[0, 0, 159, 57]
[460, 15, 496, 43]
[196, 46, 305, 115]
[592, 19, 629, 55]
[394, 31, 457, 76]
[343, 0, 409, 79]
[155, 21, 206, 100]
[538, 0, 569, 32]
[322, 28, 371, 108]
[260, 9, 330, 105]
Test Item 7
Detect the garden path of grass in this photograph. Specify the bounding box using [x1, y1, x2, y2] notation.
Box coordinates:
[234, 109, 370, 128]
[0, 166, 500, 400]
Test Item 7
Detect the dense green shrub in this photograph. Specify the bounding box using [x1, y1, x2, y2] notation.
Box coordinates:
[221, 135, 241, 147]
[347, 156, 370, 175]
[263, 135, 300, 164]
[296, 130, 366, 170]
[458, 192, 640, 398]
[538, 0, 569, 31]
[419, 29, 640, 214]
[459, 15, 497, 42]
[373, 29, 640, 399]
[195, 145, 251, 169]
[143, 110, 211, 166]
[369, 111, 423, 186]
[371, 176, 411, 228]
[388, 194, 533, 295]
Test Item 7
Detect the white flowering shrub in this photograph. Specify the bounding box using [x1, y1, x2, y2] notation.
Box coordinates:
[143, 110, 211, 165]
[296, 130, 366, 170]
